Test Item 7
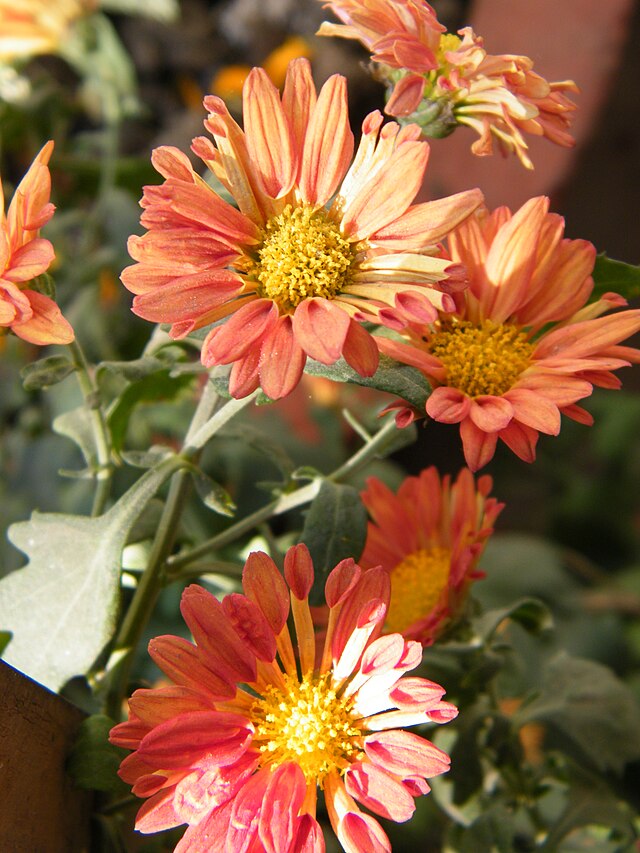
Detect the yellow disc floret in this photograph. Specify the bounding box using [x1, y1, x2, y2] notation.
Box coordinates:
[253, 204, 355, 313]
[437, 33, 462, 65]
[251, 672, 361, 785]
[429, 319, 533, 397]
[386, 547, 451, 634]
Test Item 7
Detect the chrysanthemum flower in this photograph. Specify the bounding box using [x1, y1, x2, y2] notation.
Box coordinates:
[317, 2, 577, 169]
[377, 197, 640, 470]
[110, 544, 457, 851]
[316, 0, 445, 72]
[0, 141, 73, 346]
[0, 0, 95, 62]
[121, 58, 482, 400]
[360, 467, 503, 643]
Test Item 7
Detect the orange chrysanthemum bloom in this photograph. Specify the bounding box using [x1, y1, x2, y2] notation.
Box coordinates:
[110, 545, 457, 851]
[0, 0, 95, 62]
[121, 58, 482, 400]
[317, 2, 577, 168]
[360, 467, 503, 644]
[378, 197, 640, 470]
[0, 141, 73, 346]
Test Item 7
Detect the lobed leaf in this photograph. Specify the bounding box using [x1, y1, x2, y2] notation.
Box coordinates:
[21, 355, 76, 391]
[0, 459, 182, 691]
[514, 653, 640, 774]
[304, 354, 432, 411]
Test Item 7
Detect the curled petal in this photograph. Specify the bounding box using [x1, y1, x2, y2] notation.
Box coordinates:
[426, 387, 471, 424]
[292, 297, 350, 364]
[468, 396, 514, 432]
[342, 318, 379, 376]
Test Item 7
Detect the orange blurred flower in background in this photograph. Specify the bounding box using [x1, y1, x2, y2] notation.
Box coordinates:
[317, 0, 577, 168]
[360, 466, 503, 643]
[0, 0, 95, 62]
[378, 197, 640, 470]
[110, 545, 457, 851]
[121, 57, 482, 400]
[0, 141, 73, 346]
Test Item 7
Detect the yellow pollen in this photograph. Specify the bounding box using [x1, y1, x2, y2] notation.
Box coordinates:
[252, 204, 355, 313]
[437, 33, 462, 64]
[251, 672, 361, 786]
[429, 319, 533, 397]
[386, 547, 451, 634]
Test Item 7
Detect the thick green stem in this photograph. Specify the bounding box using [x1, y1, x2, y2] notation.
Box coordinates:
[167, 414, 399, 575]
[105, 386, 255, 717]
[69, 338, 113, 517]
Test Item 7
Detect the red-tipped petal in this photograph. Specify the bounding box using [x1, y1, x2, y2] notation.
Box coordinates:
[459, 418, 498, 471]
[292, 298, 350, 364]
[243, 551, 290, 634]
[364, 729, 450, 778]
[180, 585, 257, 684]
[342, 318, 379, 376]
[344, 762, 416, 822]
[222, 593, 277, 662]
[284, 542, 314, 599]
[258, 762, 307, 853]
[259, 315, 306, 399]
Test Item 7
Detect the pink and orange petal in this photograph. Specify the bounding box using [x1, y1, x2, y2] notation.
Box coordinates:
[110, 544, 457, 851]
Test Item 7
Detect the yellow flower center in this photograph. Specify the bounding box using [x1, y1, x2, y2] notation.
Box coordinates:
[429, 319, 533, 397]
[253, 204, 355, 313]
[437, 33, 462, 64]
[251, 672, 361, 785]
[386, 547, 451, 634]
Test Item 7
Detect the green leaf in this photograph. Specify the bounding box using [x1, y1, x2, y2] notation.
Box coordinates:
[449, 805, 519, 853]
[515, 653, 640, 774]
[107, 370, 194, 453]
[28, 272, 56, 299]
[192, 471, 237, 517]
[592, 253, 640, 303]
[121, 446, 175, 469]
[53, 406, 99, 469]
[222, 423, 295, 478]
[302, 480, 368, 606]
[472, 597, 554, 642]
[540, 771, 637, 850]
[98, 356, 168, 382]
[21, 355, 76, 391]
[304, 354, 431, 411]
[0, 457, 182, 691]
[67, 714, 128, 793]
[0, 630, 12, 655]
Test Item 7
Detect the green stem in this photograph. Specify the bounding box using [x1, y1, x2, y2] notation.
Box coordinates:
[167, 414, 399, 575]
[105, 386, 255, 717]
[69, 338, 113, 516]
